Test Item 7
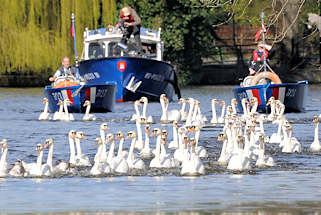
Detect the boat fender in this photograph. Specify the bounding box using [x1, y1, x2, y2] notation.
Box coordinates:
[250, 71, 282, 86]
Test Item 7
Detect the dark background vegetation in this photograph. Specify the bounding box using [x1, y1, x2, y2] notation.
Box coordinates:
[0, 0, 320, 86]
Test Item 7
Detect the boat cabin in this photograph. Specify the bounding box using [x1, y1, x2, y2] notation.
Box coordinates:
[81, 26, 164, 61]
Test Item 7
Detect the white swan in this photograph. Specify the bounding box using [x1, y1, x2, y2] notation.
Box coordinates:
[139, 124, 154, 159]
[180, 137, 205, 176]
[106, 133, 129, 174]
[269, 116, 284, 144]
[8, 160, 26, 177]
[227, 136, 250, 171]
[82, 100, 96, 121]
[99, 123, 110, 163]
[217, 132, 230, 165]
[116, 131, 128, 159]
[250, 97, 258, 114]
[140, 97, 153, 123]
[188, 126, 208, 158]
[160, 94, 181, 122]
[90, 137, 111, 176]
[130, 100, 142, 121]
[179, 98, 188, 121]
[185, 98, 195, 126]
[255, 133, 275, 167]
[74, 131, 92, 166]
[266, 96, 276, 121]
[68, 130, 77, 166]
[168, 121, 179, 150]
[38, 98, 51, 120]
[135, 117, 144, 150]
[159, 130, 179, 168]
[53, 100, 64, 120]
[282, 122, 302, 153]
[210, 99, 219, 124]
[173, 127, 188, 162]
[150, 128, 178, 168]
[217, 101, 226, 124]
[0, 139, 8, 177]
[231, 98, 238, 115]
[310, 116, 321, 152]
[61, 99, 75, 121]
[24, 144, 51, 177]
[126, 131, 145, 170]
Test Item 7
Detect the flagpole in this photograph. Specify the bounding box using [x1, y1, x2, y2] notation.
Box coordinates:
[71, 13, 80, 79]
[260, 12, 267, 72]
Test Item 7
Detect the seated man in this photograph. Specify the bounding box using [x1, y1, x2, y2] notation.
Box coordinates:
[248, 41, 272, 75]
[49, 56, 77, 82]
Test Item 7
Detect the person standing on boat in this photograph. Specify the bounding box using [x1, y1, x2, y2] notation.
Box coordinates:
[115, 6, 142, 54]
[49, 56, 77, 82]
[248, 41, 272, 75]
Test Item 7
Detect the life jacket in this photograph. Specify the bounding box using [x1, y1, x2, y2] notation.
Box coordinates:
[58, 66, 76, 77]
[252, 49, 269, 62]
[120, 8, 134, 22]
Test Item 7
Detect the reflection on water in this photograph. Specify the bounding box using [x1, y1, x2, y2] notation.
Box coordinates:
[0, 86, 321, 213]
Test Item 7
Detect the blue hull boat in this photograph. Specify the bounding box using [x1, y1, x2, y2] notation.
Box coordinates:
[79, 57, 179, 102]
[232, 80, 308, 113]
[44, 82, 117, 113]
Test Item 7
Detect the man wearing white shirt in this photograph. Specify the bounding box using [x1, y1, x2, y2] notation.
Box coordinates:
[49, 56, 77, 82]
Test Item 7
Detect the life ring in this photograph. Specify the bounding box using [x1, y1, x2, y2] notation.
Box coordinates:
[53, 76, 79, 88]
[250, 71, 282, 86]
[242, 76, 267, 87]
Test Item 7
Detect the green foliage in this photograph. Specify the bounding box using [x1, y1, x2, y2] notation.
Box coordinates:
[0, 0, 116, 75]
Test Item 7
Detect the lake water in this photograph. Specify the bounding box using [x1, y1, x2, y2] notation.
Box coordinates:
[0, 85, 321, 214]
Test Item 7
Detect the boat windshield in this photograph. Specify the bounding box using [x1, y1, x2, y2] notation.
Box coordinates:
[89, 42, 105, 59]
[107, 42, 157, 59]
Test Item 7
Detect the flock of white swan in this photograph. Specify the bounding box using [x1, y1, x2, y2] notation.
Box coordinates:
[0, 94, 320, 178]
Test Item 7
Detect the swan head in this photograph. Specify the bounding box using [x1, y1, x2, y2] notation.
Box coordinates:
[259, 114, 267, 122]
[100, 123, 110, 131]
[83, 100, 91, 107]
[139, 96, 148, 103]
[64, 99, 72, 105]
[237, 135, 245, 148]
[211, 98, 219, 105]
[76, 131, 87, 140]
[220, 101, 225, 106]
[183, 135, 189, 146]
[231, 98, 237, 104]
[284, 121, 292, 131]
[250, 97, 258, 106]
[267, 96, 275, 106]
[94, 137, 103, 146]
[145, 124, 151, 133]
[68, 130, 77, 139]
[0, 139, 8, 151]
[227, 105, 233, 112]
[313, 116, 319, 123]
[134, 100, 143, 106]
[44, 138, 54, 148]
[178, 98, 185, 104]
[161, 130, 168, 144]
[42, 98, 48, 104]
[116, 131, 124, 140]
[150, 128, 161, 137]
[140, 117, 146, 124]
[126, 131, 136, 139]
[178, 127, 187, 134]
[172, 120, 178, 128]
[106, 133, 114, 143]
[35, 143, 44, 152]
[217, 132, 226, 141]
[57, 100, 63, 105]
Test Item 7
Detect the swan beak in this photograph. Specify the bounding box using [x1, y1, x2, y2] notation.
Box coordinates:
[44, 142, 49, 149]
[81, 134, 87, 140]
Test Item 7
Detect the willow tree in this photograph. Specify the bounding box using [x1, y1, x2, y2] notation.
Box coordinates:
[0, 0, 117, 76]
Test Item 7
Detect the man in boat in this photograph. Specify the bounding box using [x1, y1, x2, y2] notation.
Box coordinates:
[248, 41, 272, 75]
[115, 6, 142, 54]
[49, 56, 77, 82]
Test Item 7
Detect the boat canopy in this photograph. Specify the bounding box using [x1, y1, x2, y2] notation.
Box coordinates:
[81, 26, 164, 61]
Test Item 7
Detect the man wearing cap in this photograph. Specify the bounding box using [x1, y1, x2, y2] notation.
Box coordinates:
[116, 6, 142, 54]
[248, 41, 272, 75]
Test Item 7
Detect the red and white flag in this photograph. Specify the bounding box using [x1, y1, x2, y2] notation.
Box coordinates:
[254, 23, 266, 42]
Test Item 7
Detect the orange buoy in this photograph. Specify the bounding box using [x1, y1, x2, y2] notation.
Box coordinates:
[53, 80, 78, 88]
[250, 71, 282, 86]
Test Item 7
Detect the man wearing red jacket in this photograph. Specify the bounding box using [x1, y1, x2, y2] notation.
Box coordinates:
[249, 41, 272, 75]
[116, 6, 142, 54]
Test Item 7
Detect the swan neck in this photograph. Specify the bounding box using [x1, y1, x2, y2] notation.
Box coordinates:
[44, 102, 49, 113]
[0, 147, 8, 168]
[314, 122, 319, 141]
[107, 140, 115, 160]
[85, 104, 91, 115]
[37, 150, 43, 169]
[47, 144, 54, 167]
[118, 138, 124, 155]
[75, 138, 82, 158]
